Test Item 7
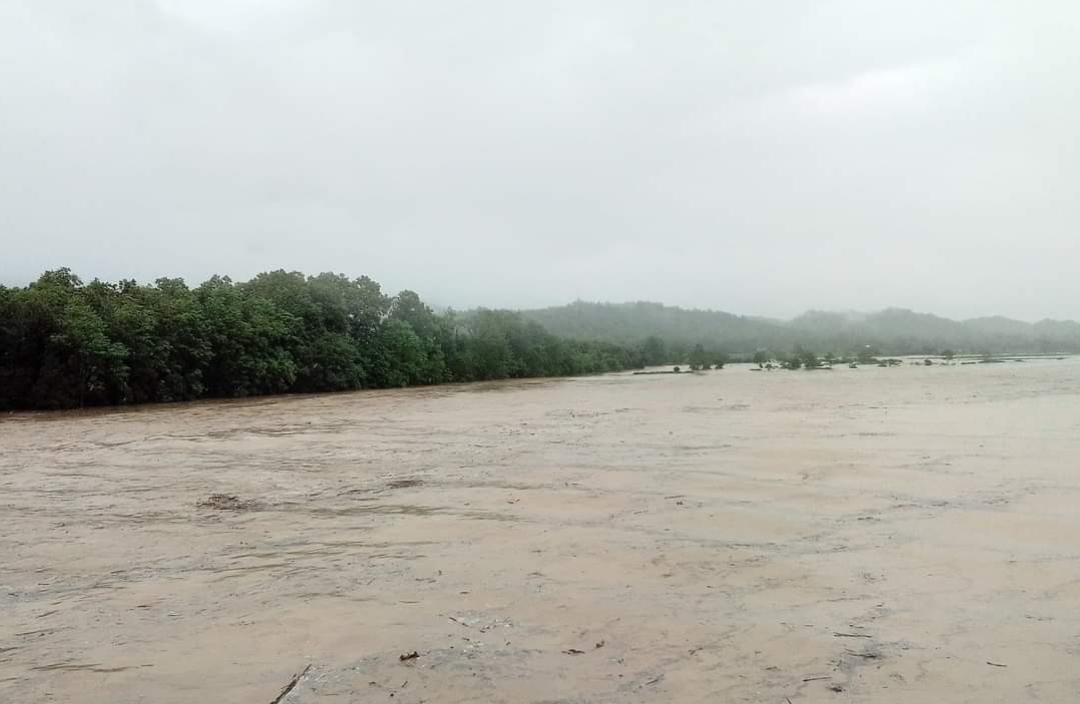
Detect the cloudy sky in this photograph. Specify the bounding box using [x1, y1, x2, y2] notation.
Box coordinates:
[2, 1, 1078, 320]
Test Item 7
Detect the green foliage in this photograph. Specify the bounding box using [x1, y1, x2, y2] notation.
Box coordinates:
[686, 344, 730, 371]
[688, 344, 709, 371]
[856, 346, 879, 364]
[371, 320, 427, 387]
[523, 301, 789, 353]
[640, 336, 667, 366]
[782, 346, 819, 370]
[0, 269, 647, 410]
[196, 276, 298, 397]
[523, 301, 1080, 356]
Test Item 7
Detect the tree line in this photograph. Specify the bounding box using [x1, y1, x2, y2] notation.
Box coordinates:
[0, 269, 647, 410]
[523, 301, 1080, 356]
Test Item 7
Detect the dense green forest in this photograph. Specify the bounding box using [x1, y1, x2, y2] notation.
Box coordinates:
[0, 270, 645, 410]
[523, 301, 1080, 357]
[5, 272, 1079, 411]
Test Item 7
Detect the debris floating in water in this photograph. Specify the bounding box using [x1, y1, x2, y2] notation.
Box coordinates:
[196, 494, 259, 511]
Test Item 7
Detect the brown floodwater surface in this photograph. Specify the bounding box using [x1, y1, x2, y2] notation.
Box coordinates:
[2, 361, 1080, 703]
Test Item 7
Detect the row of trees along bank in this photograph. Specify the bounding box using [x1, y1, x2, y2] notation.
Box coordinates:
[0, 269, 648, 410]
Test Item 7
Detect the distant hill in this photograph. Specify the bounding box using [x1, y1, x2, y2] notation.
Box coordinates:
[521, 301, 792, 352]
[1033, 319, 1080, 344]
[962, 316, 1035, 337]
[520, 301, 1080, 355]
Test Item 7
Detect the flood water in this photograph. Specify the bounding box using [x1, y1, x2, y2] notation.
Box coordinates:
[3, 360, 1080, 703]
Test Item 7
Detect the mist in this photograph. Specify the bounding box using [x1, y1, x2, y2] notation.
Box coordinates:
[2, 1, 1079, 321]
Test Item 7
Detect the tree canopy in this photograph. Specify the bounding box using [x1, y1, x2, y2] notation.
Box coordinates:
[522, 301, 1080, 356]
[0, 269, 647, 410]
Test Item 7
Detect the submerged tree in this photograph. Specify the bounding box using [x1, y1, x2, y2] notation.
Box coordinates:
[688, 344, 709, 371]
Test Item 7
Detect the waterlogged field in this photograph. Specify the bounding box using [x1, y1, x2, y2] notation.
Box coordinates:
[3, 360, 1080, 703]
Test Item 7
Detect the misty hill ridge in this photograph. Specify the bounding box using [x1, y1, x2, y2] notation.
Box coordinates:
[520, 301, 1080, 354]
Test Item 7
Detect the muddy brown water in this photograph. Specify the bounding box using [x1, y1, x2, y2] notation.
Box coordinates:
[2, 361, 1080, 703]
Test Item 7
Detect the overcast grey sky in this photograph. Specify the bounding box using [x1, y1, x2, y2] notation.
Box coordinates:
[2, 1, 1078, 320]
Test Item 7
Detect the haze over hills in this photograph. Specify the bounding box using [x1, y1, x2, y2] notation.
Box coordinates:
[520, 301, 1080, 356]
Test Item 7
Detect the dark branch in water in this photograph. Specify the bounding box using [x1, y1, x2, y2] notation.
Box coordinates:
[269, 664, 311, 704]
